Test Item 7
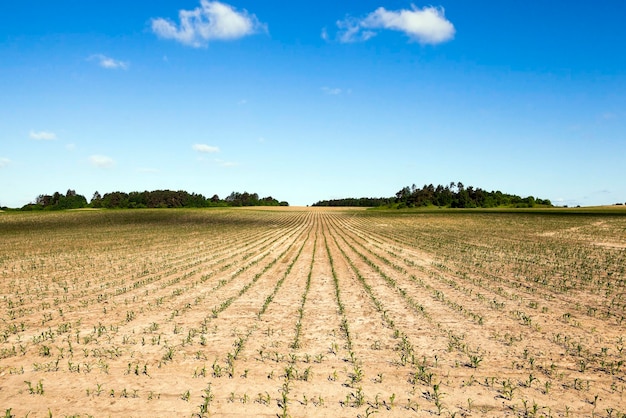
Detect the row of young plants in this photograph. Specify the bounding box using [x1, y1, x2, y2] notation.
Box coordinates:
[274, 231, 318, 418]
[325, 213, 487, 414]
[193, 216, 336, 416]
[333, 211, 626, 414]
[0, 210, 317, 416]
[324, 222, 441, 413]
[1, 211, 292, 331]
[1, 212, 307, 374]
[344, 212, 624, 365]
[322, 231, 377, 411]
[202, 226, 312, 380]
[180, 214, 319, 416]
[3, 208, 625, 416]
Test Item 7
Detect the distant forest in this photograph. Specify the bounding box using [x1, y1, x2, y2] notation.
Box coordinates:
[18, 189, 288, 211]
[9, 182, 553, 211]
[313, 182, 552, 208]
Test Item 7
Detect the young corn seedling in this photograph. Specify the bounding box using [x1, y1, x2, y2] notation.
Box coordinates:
[432, 383, 445, 413]
[525, 373, 537, 388]
[501, 379, 516, 400]
[24, 380, 44, 395]
[256, 391, 270, 405]
[198, 384, 214, 416]
[468, 353, 483, 368]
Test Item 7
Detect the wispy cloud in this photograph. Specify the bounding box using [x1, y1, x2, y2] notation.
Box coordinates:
[151, 0, 266, 47]
[322, 87, 343, 95]
[89, 155, 115, 168]
[336, 18, 376, 43]
[334, 5, 455, 44]
[193, 143, 220, 153]
[0, 157, 10, 168]
[320, 27, 329, 41]
[215, 158, 237, 167]
[30, 130, 57, 141]
[88, 54, 129, 70]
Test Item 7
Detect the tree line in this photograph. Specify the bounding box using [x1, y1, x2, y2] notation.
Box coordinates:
[18, 189, 288, 210]
[313, 182, 552, 208]
[311, 197, 393, 207]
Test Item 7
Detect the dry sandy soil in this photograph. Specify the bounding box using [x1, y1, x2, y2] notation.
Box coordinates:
[0, 207, 625, 417]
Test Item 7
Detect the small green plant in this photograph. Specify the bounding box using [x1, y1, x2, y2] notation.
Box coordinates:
[24, 380, 44, 395]
[162, 345, 174, 362]
[212, 359, 222, 377]
[432, 384, 445, 414]
[181, 389, 190, 401]
[346, 386, 364, 407]
[350, 364, 364, 385]
[198, 384, 214, 415]
[544, 381, 552, 394]
[468, 353, 483, 368]
[40, 345, 51, 357]
[256, 391, 270, 405]
[302, 366, 312, 381]
[501, 379, 515, 400]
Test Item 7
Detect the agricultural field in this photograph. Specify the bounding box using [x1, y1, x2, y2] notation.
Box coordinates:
[1, 207, 625, 417]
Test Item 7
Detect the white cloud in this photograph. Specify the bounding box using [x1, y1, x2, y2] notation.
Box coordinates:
[322, 87, 342, 95]
[336, 5, 455, 44]
[30, 130, 57, 141]
[193, 143, 220, 153]
[151, 0, 266, 47]
[89, 54, 129, 70]
[65, 143, 76, 151]
[337, 17, 376, 43]
[0, 158, 10, 168]
[89, 155, 115, 168]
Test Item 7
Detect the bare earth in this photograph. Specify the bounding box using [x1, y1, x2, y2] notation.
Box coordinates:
[1, 207, 625, 417]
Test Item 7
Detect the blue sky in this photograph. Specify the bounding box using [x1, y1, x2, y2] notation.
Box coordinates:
[1, 1, 625, 207]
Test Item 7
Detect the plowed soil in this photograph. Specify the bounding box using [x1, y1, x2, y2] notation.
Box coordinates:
[1, 207, 625, 417]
